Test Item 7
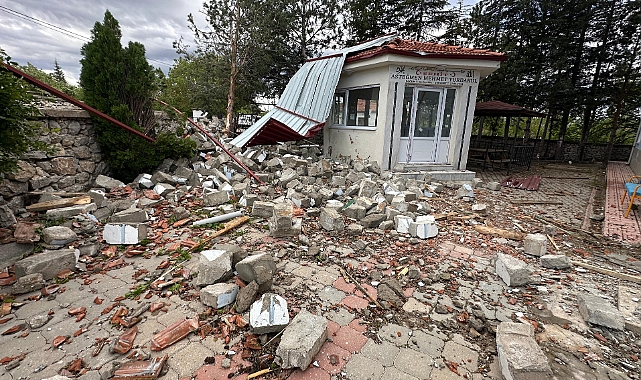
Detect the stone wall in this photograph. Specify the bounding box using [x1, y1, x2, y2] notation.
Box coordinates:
[0, 107, 109, 211]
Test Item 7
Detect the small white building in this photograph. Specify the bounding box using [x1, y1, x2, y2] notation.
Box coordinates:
[231, 36, 506, 177]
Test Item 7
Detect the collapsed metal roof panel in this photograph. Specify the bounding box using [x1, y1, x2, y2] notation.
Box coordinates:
[230, 35, 397, 147]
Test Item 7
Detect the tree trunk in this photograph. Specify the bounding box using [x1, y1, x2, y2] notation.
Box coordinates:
[225, 2, 241, 136]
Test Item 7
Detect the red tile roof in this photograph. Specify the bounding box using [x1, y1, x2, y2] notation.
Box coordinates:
[346, 38, 507, 63]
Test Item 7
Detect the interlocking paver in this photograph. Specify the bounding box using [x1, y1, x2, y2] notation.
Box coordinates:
[343, 353, 385, 380]
[381, 366, 420, 380]
[314, 341, 351, 374]
[340, 294, 369, 310]
[361, 339, 399, 367]
[170, 342, 216, 378]
[333, 325, 368, 352]
[325, 307, 354, 326]
[408, 329, 444, 358]
[287, 366, 332, 380]
[393, 348, 434, 378]
[442, 341, 479, 372]
[379, 323, 411, 346]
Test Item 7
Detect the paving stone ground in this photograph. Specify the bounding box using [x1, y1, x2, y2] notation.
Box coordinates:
[3, 162, 639, 380]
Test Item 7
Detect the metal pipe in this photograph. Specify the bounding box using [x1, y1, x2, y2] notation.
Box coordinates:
[154, 99, 265, 185]
[2, 63, 155, 142]
[192, 211, 244, 226]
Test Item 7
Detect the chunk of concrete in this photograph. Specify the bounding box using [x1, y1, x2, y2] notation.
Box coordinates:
[138, 173, 154, 189]
[270, 202, 301, 237]
[250, 293, 290, 334]
[276, 309, 328, 370]
[200, 283, 239, 309]
[103, 223, 148, 245]
[523, 234, 547, 257]
[360, 213, 387, 228]
[110, 208, 149, 223]
[45, 203, 97, 219]
[395, 215, 413, 234]
[320, 207, 345, 231]
[342, 204, 366, 220]
[358, 179, 377, 198]
[195, 250, 233, 286]
[252, 201, 275, 218]
[95, 174, 124, 189]
[153, 182, 175, 197]
[42, 226, 78, 246]
[11, 273, 45, 294]
[495, 253, 533, 287]
[150, 171, 176, 185]
[235, 253, 276, 292]
[409, 221, 438, 239]
[578, 294, 625, 330]
[618, 286, 641, 333]
[455, 184, 474, 199]
[346, 223, 363, 235]
[235, 281, 259, 313]
[540, 255, 571, 270]
[15, 249, 76, 280]
[496, 322, 552, 380]
[486, 181, 501, 191]
[471, 203, 488, 215]
[0, 242, 34, 270]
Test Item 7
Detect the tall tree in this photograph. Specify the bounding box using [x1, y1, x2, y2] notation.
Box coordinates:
[80, 11, 194, 181]
[189, 0, 281, 135]
[52, 59, 65, 83]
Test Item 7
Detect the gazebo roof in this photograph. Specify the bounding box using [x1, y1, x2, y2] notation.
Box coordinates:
[475, 100, 546, 117]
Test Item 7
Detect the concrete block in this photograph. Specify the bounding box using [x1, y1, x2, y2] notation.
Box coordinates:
[280, 168, 299, 186]
[269, 218, 301, 237]
[15, 249, 76, 280]
[523, 234, 547, 257]
[45, 203, 97, 219]
[239, 194, 259, 208]
[540, 255, 571, 270]
[95, 174, 124, 189]
[203, 190, 230, 206]
[578, 294, 625, 330]
[42, 226, 78, 246]
[290, 192, 311, 209]
[342, 204, 366, 220]
[358, 179, 377, 198]
[252, 201, 275, 218]
[235, 253, 276, 292]
[103, 223, 148, 245]
[409, 221, 438, 239]
[110, 208, 149, 223]
[346, 223, 363, 235]
[486, 181, 501, 191]
[272, 202, 293, 229]
[360, 213, 387, 228]
[395, 215, 413, 234]
[320, 208, 344, 231]
[138, 173, 154, 188]
[331, 175, 346, 187]
[150, 171, 176, 185]
[471, 203, 488, 215]
[0, 242, 34, 270]
[195, 250, 233, 286]
[355, 197, 375, 211]
[250, 293, 290, 334]
[153, 182, 175, 197]
[11, 273, 45, 294]
[235, 281, 259, 313]
[200, 283, 239, 309]
[496, 322, 552, 380]
[88, 189, 108, 208]
[276, 309, 328, 370]
[496, 253, 533, 287]
[455, 184, 474, 199]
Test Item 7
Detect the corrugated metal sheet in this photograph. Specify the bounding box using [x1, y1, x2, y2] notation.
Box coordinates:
[231, 35, 396, 147]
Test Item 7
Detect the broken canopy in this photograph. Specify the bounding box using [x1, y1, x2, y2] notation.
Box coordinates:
[230, 35, 396, 148]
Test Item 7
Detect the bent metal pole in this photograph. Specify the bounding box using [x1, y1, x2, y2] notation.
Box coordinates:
[154, 99, 265, 186]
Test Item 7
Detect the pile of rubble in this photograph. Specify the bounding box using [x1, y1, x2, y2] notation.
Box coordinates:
[0, 140, 640, 380]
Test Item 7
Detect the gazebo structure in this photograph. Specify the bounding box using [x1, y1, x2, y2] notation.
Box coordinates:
[468, 100, 546, 173]
[474, 100, 547, 143]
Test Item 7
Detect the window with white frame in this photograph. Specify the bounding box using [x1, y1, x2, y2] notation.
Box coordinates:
[331, 86, 380, 129]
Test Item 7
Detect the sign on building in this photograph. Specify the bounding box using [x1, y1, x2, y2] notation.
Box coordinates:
[389, 66, 478, 86]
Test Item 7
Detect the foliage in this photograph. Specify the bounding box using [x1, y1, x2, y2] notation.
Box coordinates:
[466, 0, 641, 158]
[18, 62, 83, 99]
[80, 11, 195, 182]
[0, 49, 51, 175]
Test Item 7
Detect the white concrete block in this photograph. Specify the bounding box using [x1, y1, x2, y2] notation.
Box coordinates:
[103, 223, 148, 245]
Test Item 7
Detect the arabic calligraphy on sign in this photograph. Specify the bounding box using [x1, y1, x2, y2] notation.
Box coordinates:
[389, 66, 478, 86]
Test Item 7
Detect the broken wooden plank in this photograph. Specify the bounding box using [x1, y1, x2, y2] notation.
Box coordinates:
[189, 216, 250, 252]
[571, 261, 641, 285]
[474, 225, 525, 240]
[510, 200, 563, 205]
[26, 195, 92, 212]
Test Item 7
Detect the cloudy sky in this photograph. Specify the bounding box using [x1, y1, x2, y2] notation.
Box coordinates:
[0, 0, 206, 84]
[1, 1, 477, 85]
